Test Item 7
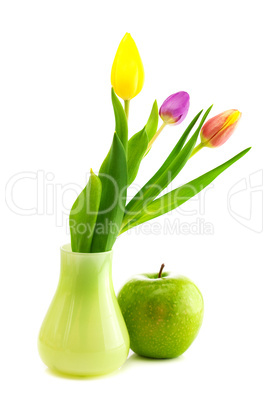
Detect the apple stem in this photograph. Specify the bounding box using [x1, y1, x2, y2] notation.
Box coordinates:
[158, 264, 165, 278]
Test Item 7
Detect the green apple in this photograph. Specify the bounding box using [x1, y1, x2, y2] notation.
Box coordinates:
[117, 264, 204, 358]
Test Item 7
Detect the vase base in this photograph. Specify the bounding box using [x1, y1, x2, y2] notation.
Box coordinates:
[38, 339, 129, 377]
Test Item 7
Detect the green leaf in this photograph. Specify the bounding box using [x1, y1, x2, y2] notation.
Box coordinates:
[120, 147, 251, 233]
[143, 100, 159, 157]
[127, 127, 148, 186]
[145, 100, 159, 142]
[99, 89, 128, 174]
[122, 107, 211, 228]
[69, 170, 102, 252]
[90, 132, 127, 252]
[111, 88, 128, 151]
[126, 101, 158, 186]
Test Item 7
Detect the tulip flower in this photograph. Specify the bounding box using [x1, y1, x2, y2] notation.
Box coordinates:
[159, 91, 190, 125]
[191, 109, 242, 157]
[111, 33, 144, 119]
[147, 91, 190, 151]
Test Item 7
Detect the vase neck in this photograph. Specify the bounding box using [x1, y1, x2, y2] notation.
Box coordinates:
[59, 245, 113, 289]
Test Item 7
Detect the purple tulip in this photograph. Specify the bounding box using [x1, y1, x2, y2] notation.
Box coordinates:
[159, 91, 190, 125]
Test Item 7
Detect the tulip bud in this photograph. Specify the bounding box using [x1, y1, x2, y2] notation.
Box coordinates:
[159, 91, 190, 125]
[111, 33, 144, 101]
[200, 109, 242, 148]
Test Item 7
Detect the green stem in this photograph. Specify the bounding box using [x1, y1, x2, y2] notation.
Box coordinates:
[145, 122, 166, 154]
[124, 100, 130, 120]
[190, 142, 204, 158]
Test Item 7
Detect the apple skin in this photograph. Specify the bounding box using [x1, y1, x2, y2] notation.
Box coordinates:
[117, 272, 204, 359]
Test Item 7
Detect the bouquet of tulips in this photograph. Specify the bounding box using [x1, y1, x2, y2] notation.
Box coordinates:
[69, 33, 250, 253]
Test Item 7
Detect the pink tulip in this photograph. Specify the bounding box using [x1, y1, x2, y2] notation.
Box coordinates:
[201, 109, 242, 148]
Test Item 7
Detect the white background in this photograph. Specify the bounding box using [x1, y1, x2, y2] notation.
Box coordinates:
[1, 0, 267, 401]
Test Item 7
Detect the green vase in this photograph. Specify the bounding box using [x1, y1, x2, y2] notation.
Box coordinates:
[38, 244, 130, 376]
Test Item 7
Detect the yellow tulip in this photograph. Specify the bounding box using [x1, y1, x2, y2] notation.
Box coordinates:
[111, 33, 145, 102]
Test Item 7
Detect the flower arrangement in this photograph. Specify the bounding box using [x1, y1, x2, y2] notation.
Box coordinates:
[38, 32, 251, 377]
[69, 33, 250, 253]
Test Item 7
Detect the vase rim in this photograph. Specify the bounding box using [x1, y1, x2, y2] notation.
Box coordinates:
[61, 244, 113, 256]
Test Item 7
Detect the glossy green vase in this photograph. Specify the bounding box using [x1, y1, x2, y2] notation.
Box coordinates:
[38, 244, 130, 376]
